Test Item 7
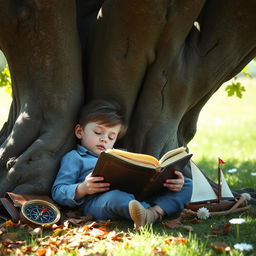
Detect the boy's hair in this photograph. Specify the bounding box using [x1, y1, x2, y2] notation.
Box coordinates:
[78, 99, 127, 139]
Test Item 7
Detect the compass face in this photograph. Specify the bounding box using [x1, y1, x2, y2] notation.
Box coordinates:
[21, 200, 61, 225]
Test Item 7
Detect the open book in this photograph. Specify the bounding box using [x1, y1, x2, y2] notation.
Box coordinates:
[91, 146, 192, 201]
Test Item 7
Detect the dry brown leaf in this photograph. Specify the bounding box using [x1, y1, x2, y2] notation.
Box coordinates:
[66, 218, 85, 226]
[107, 231, 123, 241]
[162, 219, 193, 232]
[211, 223, 231, 235]
[21, 246, 35, 254]
[161, 218, 182, 228]
[37, 248, 47, 256]
[152, 247, 167, 255]
[164, 236, 187, 245]
[1, 238, 24, 248]
[211, 241, 231, 252]
[95, 219, 112, 227]
[180, 209, 196, 219]
[2, 220, 19, 228]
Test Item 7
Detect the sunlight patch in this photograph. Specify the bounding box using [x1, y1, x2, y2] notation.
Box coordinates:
[97, 8, 103, 19]
[16, 111, 29, 124]
[193, 21, 200, 31]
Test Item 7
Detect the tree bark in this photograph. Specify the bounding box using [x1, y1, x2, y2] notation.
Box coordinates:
[0, 0, 255, 201]
[0, 0, 83, 195]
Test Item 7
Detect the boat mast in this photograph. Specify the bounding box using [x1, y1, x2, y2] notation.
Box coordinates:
[218, 158, 226, 203]
[217, 161, 221, 203]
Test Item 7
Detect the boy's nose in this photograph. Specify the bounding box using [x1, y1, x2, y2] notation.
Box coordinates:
[100, 136, 107, 143]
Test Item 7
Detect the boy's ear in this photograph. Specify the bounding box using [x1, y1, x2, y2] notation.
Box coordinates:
[75, 124, 83, 139]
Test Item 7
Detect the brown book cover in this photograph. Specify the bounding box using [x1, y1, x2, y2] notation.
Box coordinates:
[91, 148, 192, 201]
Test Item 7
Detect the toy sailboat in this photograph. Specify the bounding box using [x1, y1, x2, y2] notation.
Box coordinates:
[185, 160, 245, 212]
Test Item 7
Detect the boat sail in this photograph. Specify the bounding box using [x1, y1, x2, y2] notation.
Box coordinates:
[190, 161, 234, 202]
[186, 161, 236, 212]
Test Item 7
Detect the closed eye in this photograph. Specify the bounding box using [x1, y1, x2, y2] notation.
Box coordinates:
[108, 134, 117, 141]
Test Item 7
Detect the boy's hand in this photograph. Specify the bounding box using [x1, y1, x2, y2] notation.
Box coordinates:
[75, 173, 110, 199]
[163, 170, 184, 192]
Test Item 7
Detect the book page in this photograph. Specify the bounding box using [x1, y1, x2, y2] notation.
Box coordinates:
[159, 146, 186, 164]
[160, 151, 189, 167]
[106, 149, 160, 167]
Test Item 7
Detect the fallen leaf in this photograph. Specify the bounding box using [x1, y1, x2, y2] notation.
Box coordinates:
[152, 247, 167, 255]
[95, 219, 112, 227]
[180, 209, 196, 219]
[37, 248, 47, 256]
[164, 236, 187, 245]
[1, 238, 24, 248]
[2, 220, 19, 228]
[21, 245, 35, 254]
[107, 231, 123, 241]
[211, 241, 231, 252]
[66, 218, 85, 226]
[162, 218, 182, 228]
[162, 219, 193, 232]
[211, 223, 231, 235]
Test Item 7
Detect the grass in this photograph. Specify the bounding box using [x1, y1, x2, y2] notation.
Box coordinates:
[0, 87, 11, 127]
[0, 78, 256, 255]
[188, 78, 256, 190]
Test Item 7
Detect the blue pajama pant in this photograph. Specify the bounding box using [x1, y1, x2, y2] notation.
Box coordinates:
[80, 178, 192, 220]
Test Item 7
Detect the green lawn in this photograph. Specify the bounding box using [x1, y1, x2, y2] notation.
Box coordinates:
[0, 79, 256, 255]
[188, 78, 256, 189]
[0, 87, 11, 128]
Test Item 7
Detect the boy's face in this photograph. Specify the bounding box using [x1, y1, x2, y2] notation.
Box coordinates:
[75, 122, 121, 156]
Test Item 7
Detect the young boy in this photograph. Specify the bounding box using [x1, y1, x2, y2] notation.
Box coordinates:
[51, 99, 192, 229]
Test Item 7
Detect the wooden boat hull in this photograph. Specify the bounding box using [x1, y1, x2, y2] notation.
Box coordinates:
[185, 197, 246, 212]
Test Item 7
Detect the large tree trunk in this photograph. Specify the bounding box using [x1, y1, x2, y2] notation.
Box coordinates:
[0, 0, 83, 195]
[0, 0, 255, 202]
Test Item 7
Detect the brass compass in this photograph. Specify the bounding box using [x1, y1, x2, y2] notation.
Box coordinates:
[21, 199, 61, 226]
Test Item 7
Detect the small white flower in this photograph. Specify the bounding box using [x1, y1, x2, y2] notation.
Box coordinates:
[196, 207, 210, 220]
[229, 218, 245, 224]
[251, 172, 256, 176]
[234, 243, 253, 251]
[241, 193, 251, 201]
[227, 168, 238, 173]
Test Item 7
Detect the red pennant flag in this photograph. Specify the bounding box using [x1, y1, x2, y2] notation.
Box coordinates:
[218, 157, 226, 165]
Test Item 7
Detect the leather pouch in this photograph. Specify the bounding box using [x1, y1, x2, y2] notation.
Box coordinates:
[0, 192, 55, 223]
